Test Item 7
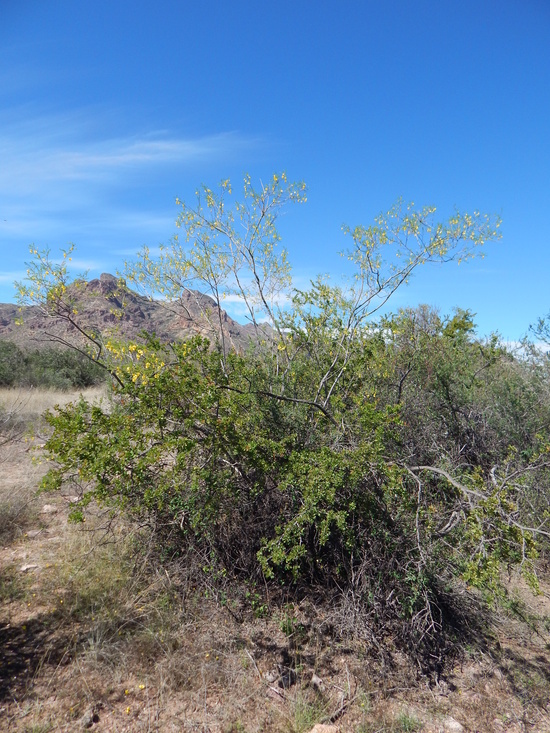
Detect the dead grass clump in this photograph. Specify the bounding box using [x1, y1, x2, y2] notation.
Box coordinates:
[0, 491, 37, 544]
[0, 562, 31, 604]
[277, 688, 330, 733]
[29, 519, 280, 730]
[352, 706, 423, 733]
[39, 520, 164, 639]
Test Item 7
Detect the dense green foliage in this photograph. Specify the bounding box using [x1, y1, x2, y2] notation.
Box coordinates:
[18, 174, 550, 670]
[0, 340, 105, 389]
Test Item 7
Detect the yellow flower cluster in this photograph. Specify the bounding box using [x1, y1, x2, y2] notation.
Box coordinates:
[103, 339, 166, 385]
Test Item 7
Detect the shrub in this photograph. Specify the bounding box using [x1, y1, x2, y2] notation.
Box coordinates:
[0, 340, 25, 386]
[0, 341, 105, 389]
[22, 174, 550, 670]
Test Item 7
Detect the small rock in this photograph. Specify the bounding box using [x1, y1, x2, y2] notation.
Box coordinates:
[26, 529, 44, 538]
[79, 707, 100, 729]
[264, 668, 279, 683]
[20, 564, 39, 572]
[442, 717, 464, 733]
[41, 504, 58, 514]
[308, 725, 338, 733]
[310, 672, 324, 691]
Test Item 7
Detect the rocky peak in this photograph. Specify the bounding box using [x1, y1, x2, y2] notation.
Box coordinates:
[83, 273, 125, 297]
[0, 275, 272, 351]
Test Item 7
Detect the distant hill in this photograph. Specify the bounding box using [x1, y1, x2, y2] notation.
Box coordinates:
[0, 273, 266, 351]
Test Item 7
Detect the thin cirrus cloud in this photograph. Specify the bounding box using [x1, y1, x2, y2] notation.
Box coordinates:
[0, 270, 27, 284]
[8, 136, 241, 186]
[0, 119, 259, 247]
[0, 118, 259, 195]
[0, 112, 262, 302]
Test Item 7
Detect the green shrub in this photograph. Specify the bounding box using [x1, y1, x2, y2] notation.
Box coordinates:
[0, 340, 25, 386]
[23, 174, 549, 670]
[0, 341, 105, 389]
[24, 347, 106, 389]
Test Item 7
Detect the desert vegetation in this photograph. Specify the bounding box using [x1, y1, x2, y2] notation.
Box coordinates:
[3, 175, 550, 731]
[0, 341, 105, 390]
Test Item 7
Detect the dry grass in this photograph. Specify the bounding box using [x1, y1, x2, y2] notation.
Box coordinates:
[0, 387, 106, 544]
[0, 385, 106, 433]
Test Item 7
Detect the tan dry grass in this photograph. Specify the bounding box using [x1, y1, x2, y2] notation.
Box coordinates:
[0, 385, 106, 426]
[0, 441, 44, 544]
[0, 387, 105, 543]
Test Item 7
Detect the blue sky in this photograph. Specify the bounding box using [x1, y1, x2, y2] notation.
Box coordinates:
[1, 0, 549, 340]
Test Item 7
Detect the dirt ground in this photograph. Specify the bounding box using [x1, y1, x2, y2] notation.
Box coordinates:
[2, 391, 550, 733]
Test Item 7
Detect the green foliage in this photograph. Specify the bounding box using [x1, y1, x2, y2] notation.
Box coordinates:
[392, 713, 422, 732]
[282, 691, 329, 733]
[24, 346, 105, 389]
[21, 173, 550, 669]
[0, 340, 105, 389]
[0, 340, 25, 386]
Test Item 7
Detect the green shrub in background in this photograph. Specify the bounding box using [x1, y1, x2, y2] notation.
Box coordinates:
[24, 346, 105, 389]
[0, 341, 25, 386]
[0, 341, 105, 389]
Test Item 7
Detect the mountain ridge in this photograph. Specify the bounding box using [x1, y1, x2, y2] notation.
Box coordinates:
[0, 273, 264, 351]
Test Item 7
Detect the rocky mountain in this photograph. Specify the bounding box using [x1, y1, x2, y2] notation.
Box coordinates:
[0, 273, 266, 351]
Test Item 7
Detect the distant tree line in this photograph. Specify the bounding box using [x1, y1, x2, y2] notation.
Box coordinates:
[0, 340, 105, 390]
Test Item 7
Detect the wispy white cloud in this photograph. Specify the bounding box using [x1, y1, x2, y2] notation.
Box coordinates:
[0, 108, 264, 303]
[115, 245, 164, 258]
[1, 135, 242, 190]
[0, 270, 27, 284]
[64, 258, 107, 272]
[0, 112, 258, 196]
